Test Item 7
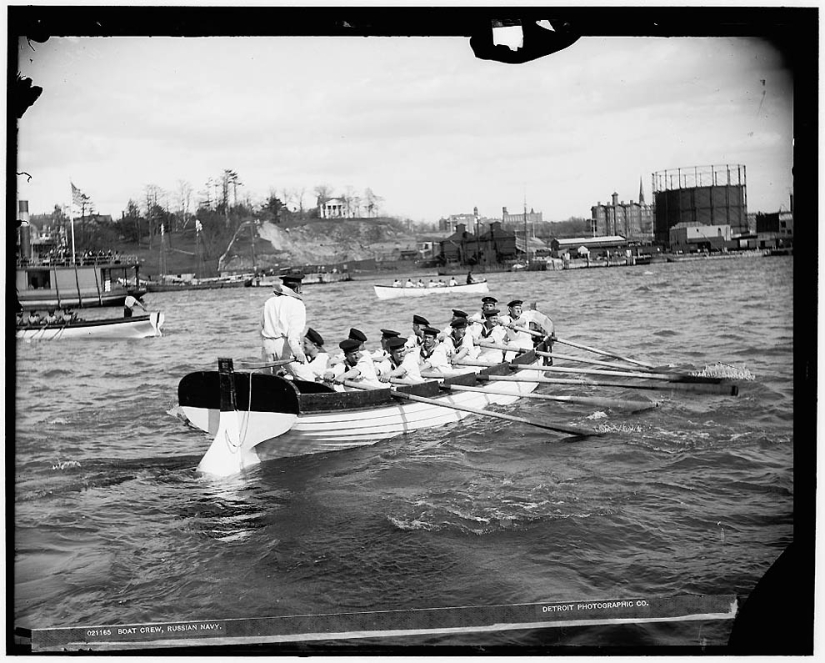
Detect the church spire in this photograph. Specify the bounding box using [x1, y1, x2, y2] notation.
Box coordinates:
[639, 176, 645, 204]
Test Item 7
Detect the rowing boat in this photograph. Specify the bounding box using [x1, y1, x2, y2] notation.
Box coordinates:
[177, 331, 741, 476]
[177, 343, 546, 476]
[16, 312, 165, 340]
[374, 281, 489, 300]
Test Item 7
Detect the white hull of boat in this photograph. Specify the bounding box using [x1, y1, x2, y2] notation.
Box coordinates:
[374, 282, 489, 299]
[181, 373, 538, 463]
[16, 312, 164, 340]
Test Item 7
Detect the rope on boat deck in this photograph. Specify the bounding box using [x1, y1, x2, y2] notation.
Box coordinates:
[238, 370, 254, 446]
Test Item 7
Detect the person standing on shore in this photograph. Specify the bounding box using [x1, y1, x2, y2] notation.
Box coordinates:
[261, 272, 307, 373]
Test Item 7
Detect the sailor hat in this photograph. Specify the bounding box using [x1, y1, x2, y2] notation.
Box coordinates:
[339, 338, 361, 353]
[451, 309, 468, 318]
[483, 308, 500, 317]
[481, 296, 498, 304]
[305, 327, 324, 347]
[386, 337, 407, 350]
[280, 271, 304, 284]
[349, 328, 367, 342]
[421, 326, 440, 337]
[450, 318, 468, 328]
[272, 282, 303, 300]
[507, 300, 524, 308]
[412, 314, 430, 326]
[380, 328, 402, 338]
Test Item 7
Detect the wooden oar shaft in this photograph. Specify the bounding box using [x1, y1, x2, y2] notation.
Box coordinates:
[514, 364, 684, 382]
[444, 382, 658, 410]
[478, 341, 652, 371]
[477, 340, 532, 353]
[513, 363, 728, 385]
[456, 357, 719, 384]
[389, 389, 597, 437]
[534, 349, 646, 370]
[511, 325, 545, 338]
[554, 337, 656, 370]
[343, 379, 386, 390]
[468, 371, 739, 395]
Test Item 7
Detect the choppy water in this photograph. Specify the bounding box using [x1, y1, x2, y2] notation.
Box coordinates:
[13, 256, 795, 651]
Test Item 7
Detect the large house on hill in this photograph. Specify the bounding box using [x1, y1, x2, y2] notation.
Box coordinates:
[318, 197, 353, 219]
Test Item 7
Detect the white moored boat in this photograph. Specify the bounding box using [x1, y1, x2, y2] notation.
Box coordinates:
[16, 312, 165, 341]
[374, 281, 489, 300]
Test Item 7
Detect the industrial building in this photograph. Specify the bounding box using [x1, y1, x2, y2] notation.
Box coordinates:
[591, 181, 654, 241]
[668, 223, 733, 252]
[755, 207, 794, 250]
[550, 235, 631, 259]
[653, 164, 749, 243]
[501, 206, 542, 227]
[439, 221, 527, 266]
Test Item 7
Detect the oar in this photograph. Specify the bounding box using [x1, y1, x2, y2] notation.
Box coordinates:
[477, 341, 665, 371]
[511, 327, 657, 371]
[457, 370, 739, 396]
[235, 358, 297, 372]
[456, 358, 723, 384]
[342, 379, 389, 390]
[442, 381, 659, 412]
[388, 388, 599, 437]
[554, 337, 658, 370]
[511, 364, 723, 384]
[510, 325, 549, 338]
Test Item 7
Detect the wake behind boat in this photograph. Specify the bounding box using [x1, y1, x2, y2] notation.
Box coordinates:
[375, 281, 488, 300]
[16, 311, 164, 340]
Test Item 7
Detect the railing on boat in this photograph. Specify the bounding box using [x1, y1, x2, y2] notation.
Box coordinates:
[17, 255, 140, 268]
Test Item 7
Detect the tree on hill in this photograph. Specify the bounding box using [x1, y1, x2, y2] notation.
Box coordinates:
[175, 179, 194, 232]
[115, 199, 142, 244]
[314, 184, 333, 210]
[364, 188, 382, 217]
[260, 192, 286, 223]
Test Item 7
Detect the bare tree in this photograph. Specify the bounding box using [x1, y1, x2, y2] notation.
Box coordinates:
[225, 169, 242, 207]
[144, 183, 164, 246]
[281, 188, 296, 212]
[202, 177, 215, 210]
[344, 185, 356, 218]
[176, 179, 194, 230]
[364, 188, 383, 217]
[314, 184, 333, 216]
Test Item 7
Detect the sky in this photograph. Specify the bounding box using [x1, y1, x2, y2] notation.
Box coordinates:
[15, 31, 794, 224]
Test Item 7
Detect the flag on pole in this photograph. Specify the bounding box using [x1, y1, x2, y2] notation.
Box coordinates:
[71, 182, 83, 207]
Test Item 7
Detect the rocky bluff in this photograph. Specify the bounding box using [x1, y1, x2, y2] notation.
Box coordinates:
[218, 217, 416, 271]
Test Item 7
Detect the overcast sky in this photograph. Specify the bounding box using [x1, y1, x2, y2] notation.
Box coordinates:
[16, 33, 793, 223]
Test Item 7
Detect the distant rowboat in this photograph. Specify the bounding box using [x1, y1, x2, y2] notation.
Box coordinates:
[374, 281, 488, 300]
[246, 272, 353, 287]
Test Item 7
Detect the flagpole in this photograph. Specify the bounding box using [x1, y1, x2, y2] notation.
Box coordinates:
[70, 217, 76, 264]
[69, 181, 77, 263]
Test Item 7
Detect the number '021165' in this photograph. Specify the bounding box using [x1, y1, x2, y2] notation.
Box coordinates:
[85, 629, 112, 637]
